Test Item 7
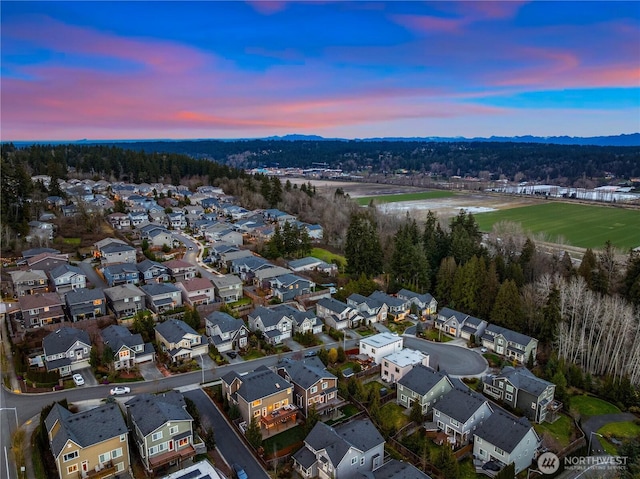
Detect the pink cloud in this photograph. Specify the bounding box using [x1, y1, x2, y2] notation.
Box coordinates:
[392, 14, 467, 34]
[246, 1, 288, 15]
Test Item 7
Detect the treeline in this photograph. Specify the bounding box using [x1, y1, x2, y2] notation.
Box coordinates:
[91, 139, 640, 183]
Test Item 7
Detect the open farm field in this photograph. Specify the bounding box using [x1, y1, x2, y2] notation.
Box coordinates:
[355, 190, 454, 205]
[474, 202, 640, 250]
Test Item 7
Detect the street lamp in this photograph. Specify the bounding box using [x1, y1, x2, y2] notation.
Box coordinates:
[588, 431, 604, 455]
[198, 354, 205, 385]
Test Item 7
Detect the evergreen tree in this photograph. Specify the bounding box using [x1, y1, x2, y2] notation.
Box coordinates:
[304, 404, 320, 435]
[345, 212, 383, 277]
[264, 224, 284, 259]
[559, 251, 575, 279]
[495, 463, 515, 479]
[435, 256, 457, 307]
[478, 259, 500, 319]
[245, 416, 263, 450]
[538, 287, 561, 344]
[491, 279, 522, 329]
[410, 398, 424, 424]
[621, 251, 640, 306]
[519, 238, 537, 283]
[269, 176, 283, 207]
[578, 248, 598, 289]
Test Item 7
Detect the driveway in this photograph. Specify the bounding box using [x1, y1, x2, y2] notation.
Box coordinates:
[78, 259, 107, 289]
[581, 413, 636, 455]
[74, 366, 99, 386]
[183, 389, 269, 479]
[402, 335, 487, 376]
[138, 361, 165, 381]
[284, 338, 302, 351]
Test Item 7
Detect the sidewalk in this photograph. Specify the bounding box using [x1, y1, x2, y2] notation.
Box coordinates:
[1, 317, 23, 393]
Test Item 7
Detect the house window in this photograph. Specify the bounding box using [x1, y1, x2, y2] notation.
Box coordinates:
[111, 448, 123, 459]
[254, 410, 261, 417]
[67, 464, 78, 474]
[252, 399, 262, 407]
[99, 452, 110, 464]
[434, 410, 440, 417]
[360, 457, 365, 466]
[494, 446, 505, 455]
[310, 386, 317, 394]
[178, 437, 189, 447]
[498, 382, 503, 389]
[322, 382, 328, 390]
[115, 462, 125, 473]
[506, 385, 514, 393]
[157, 443, 167, 453]
[450, 418, 459, 427]
[401, 394, 407, 402]
[149, 446, 158, 456]
[119, 350, 129, 358]
[351, 457, 357, 465]
[532, 402, 537, 409]
[120, 434, 126, 442]
[152, 431, 163, 441]
[169, 426, 178, 435]
[274, 402, 280, 410]
[505, 393, 513, 401]
[63, 451, 78, 462]
[477, 438, 482, 444]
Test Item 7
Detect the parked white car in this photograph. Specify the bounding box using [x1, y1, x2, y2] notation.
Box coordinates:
[72, 374, 85, 386]
[110, 386, 131, 395]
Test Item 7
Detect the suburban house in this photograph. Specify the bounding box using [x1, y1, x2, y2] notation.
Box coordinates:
[361, 459, 432, 479]
[107, 212, 131, 230]
[381, 349, 430, 383]
[483, 366, 558, 424]
[230, 256, 271, 281]
[18, 293, 65, 328]
[435, 308, 471, 338]
[140, 283, 183, 313]
[482, 325, 538, 364]
[433, 388, 493, 446]
[125, 392, 196, 474]
[277, 358, 342, 417]
[287, 257, 337, 275]
[101, 263, 140, 287]
[253, 266, 293, 287]
[359, 332, 403, 364]
[136, 259, 170, 283]
[473, 409, 540, 475]
[219, 249, 254, 269]
[146, 228, 174, 249]
[205, 311, 249, 352]
[128, 211, 149, 227]
[167, 211, 187, 230]
[368, 291, 409, 321]
[210, 274, 243, 303]
[397, 364, 454, 414]
[104, 284, 146, 318]
[48, 264, 87, 293]
[45, 402, 130, 479]
[65, 288, 107, 322]
[292, 419, 385, 479]
[346, 294, 388, 324]
[315, 298, 363, 330]
[25, 252, 70, 274]
[397, 289, 438, 317]
[101, 324, 155, 369]
[289, 307, 323, 335]
[177, 277, 215, 306]
[9, 270, 48, 297]
[221, 365, 296, 434]
[154, 319, 208, 363]
[459, 315, 488, 342]
[42, 327, 92, 376]
[164, 259, 197, 281]
[98, 242, 137, 266]
[247, 305, 295, 345]
[161, 459, 224, 479]
[269, 274, 315, 302]
[203, 226, 243, 245]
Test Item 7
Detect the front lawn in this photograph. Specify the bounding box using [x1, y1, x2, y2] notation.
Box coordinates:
[356, 328, 376, 337]
[421, 329, 453, 342]
[482, 353, 507, 368]
[241, 350, 266, 360]
[598, 421, 640, 455]
[570, 395, 620, 417]
[262, 425, 306, 453]
[386, 321, 414, 335]
[534, 414, 574, 448]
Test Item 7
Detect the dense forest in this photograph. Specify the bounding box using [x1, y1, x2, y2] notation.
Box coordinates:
[82, 139, 640, 183]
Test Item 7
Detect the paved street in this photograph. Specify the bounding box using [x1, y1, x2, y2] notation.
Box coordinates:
[78, 258, 107, 289]
[403, 335, 488, 376]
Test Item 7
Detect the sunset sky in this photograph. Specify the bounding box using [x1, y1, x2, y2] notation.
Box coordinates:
[2, 1, 639, 141]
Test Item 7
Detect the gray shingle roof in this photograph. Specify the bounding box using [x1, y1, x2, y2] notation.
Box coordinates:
[101, 324, 144, 351]
[399, 365, 452, 396]
[104, 283, 144, 301]
[156, 319, 199, 343]
[136, 259, 169, 273]
[43, 327, 91, 355]
[49, 263, 84, 280]
[210, 274, 242, 288]
[497, 367, 554, 396]
[141, 282, 180, 297]
[205, 311, 245, 334]
[396, 289, 434, 306]
[305, 419, 384, 466]
[292, 445, 316, 469]
[369, 290, 406, 308]
[46, 403, 127, 457]
[278, 359, 336, 389]
[234, 366, 292, 403]
[102, 263, 139, 275]
[483, 324, 535, 347]
[250, 306, 289, 328]
[473, 408, 536, 454]
[316, 297, 349, 314]
[125, 391, 192, 436]
[438, 307, 468, 323]
[359, 459, 432, 479]
[434, 388, 489, 423]
[101, 243, 136, 254]
[65, 288, 105, 305]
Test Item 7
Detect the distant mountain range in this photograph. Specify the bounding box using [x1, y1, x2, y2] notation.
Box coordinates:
[8, 132, 640, 147]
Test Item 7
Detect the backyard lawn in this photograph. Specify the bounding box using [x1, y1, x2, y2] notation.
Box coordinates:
[569, 395, 620, 417]
[534, 414, 575, 448]
[379, 403, 410, 431]
[262, 425, 306, 453]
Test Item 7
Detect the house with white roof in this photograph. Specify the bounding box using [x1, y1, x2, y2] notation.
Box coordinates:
[359, 332, 403, 364]
[381, 348, 429, 383]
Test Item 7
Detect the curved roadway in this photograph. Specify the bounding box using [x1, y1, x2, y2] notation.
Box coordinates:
[403, 335, 487, 376]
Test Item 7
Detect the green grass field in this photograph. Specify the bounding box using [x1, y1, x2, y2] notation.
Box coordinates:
[311, 247, 346, 267]
[598, 421, 640, 455]
[355, 190, 454, 206]
[570, 395, 620, 417]
[474, 202, 640, 250]
[534, 413, 574, 447]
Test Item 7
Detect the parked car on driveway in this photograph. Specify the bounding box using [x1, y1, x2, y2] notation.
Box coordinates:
[480, 347, 488, 353]
[232, 464, 248, 479]
[110, 386, 131, 395]
[72, 374, 84, 386]
[226, 351, 237, 359]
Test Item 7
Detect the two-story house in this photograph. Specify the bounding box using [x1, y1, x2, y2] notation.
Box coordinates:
[433, 388, 493, 446]
[107, 212, 131, 230]
[247, 305, 295, 345]
[104, 284, 146, 318]
[483, 366, 558, 423]
[101, 324, 155, 370]
[435, 308, 471, 338]
[18, 293, 65, 328]
[381, 348, 429, 383]
[221, 365, 296, 434]
[128, 211, 149, 227]
[473, 408, 540, 475]
[164, 259, 197, 282]
[65, 288, 106, 322]
[146, 228, 174, 249]
[292, 419, 385, 479]
[45, 402, 130, 479]
[359, 332, 403, 364]
[315, 298, 363, 330]
[219, 249, 253, 270]
[136, 259, 171, 283]
[459, 315, 488, 342]
[397, 364, 454, 415]
[140, 283, 183, 314]
[43, 327, 92, 376]
[289, 307, 323, 335]
[98, 241, 137, 266]
[210, 274, 243, 303]
[205, 311, 249, 352]
[177, 277, 215, 306]
[155, 319, 208, 363]
[346, 294, 388, 324]
[25, 252, 70, 275]
[277, 358, 342, 417]
[482, 325, 538, 364]
[368, 291, 409, 322]
[48, 264, 87, 293]
[269, 274, 315, 302]
[9, 270, 48, 297]
[396, 289, 438, 317]
[230, 256, 270, 281]
[101, 263, 140, 287]
[125, 392, 196, 474]
[253, 266, 293, 288]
